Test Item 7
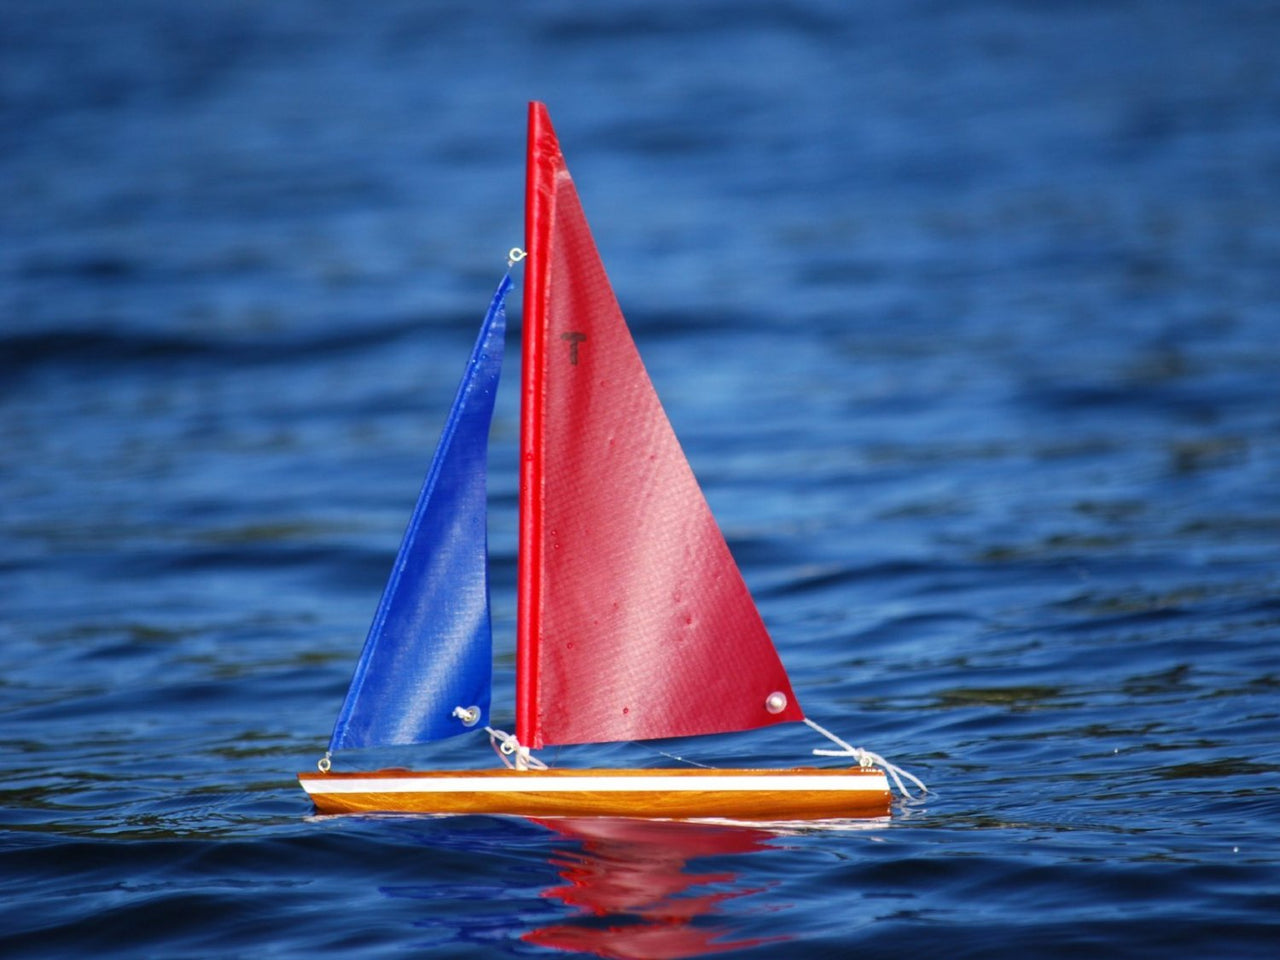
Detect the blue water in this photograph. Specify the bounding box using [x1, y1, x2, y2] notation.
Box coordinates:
[4, 1, 1279, 956]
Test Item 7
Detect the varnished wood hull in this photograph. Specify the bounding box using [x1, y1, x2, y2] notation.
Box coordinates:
[298, 767, 892, 820]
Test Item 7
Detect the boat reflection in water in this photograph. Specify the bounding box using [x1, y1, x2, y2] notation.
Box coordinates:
[371, 811, 888, 955]
[522, 817, 788, 959]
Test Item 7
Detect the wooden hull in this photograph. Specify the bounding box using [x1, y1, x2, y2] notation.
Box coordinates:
[298, 767, 892, 820]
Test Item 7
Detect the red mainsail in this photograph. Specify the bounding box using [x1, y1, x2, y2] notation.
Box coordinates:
[517, 102, 802, 749]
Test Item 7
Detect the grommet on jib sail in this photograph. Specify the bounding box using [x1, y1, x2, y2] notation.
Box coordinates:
[764, 692, 788, 714]
[452, 705, 481, 727]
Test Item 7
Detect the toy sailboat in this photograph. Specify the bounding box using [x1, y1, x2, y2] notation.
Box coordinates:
[299, 102, 919, 820]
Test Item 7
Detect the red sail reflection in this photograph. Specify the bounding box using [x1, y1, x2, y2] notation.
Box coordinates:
[522, 817, 788, 959]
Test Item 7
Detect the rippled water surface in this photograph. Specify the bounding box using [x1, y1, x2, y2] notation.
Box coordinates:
[4, 1, 1280, 957]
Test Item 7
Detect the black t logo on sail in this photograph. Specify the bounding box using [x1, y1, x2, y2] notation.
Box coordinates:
[561, 332, 587, 365]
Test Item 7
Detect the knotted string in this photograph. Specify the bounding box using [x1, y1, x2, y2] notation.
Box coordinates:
[484, 726, 548, 771]
[804, 717, 927, 800]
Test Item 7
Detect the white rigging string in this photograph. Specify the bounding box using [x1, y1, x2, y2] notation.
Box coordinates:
[453, 706, 924, 799]
[804, 717, 927, 799]
[484, 726, 548, 771]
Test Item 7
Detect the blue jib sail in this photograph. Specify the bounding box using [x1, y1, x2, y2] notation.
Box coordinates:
[328, 275, 510, 752]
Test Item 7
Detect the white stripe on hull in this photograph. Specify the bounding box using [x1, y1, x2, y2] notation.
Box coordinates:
[301, 772, 890, 795]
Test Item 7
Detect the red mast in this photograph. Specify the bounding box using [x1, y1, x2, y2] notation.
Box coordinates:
[517, 102, 555, 746]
